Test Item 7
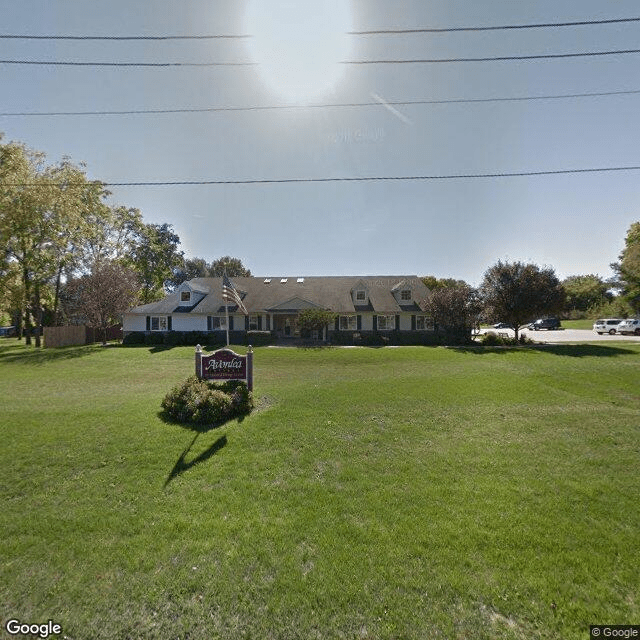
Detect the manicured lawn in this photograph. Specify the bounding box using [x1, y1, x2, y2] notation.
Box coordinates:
[561, 319, 595, 330]
[1, 339, 639, 639]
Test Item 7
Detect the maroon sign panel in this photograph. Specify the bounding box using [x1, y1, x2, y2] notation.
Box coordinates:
[196, 347, 253, 390]
[202, 349, 246, 380]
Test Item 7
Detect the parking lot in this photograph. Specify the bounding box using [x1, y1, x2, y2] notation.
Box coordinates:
[480, 327, 640, 343]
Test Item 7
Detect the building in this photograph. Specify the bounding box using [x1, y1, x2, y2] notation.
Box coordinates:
[123, 275, 437, 344]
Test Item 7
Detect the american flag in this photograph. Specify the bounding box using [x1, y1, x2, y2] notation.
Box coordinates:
[222, 273, 248, 315]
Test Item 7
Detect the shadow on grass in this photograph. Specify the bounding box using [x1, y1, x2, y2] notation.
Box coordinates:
[164, 433, 227, 487]
[0, 341, 103, 365]
[454, 344, 637, 358]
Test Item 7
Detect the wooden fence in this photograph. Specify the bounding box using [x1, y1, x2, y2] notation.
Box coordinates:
[44, 325, 123, 348]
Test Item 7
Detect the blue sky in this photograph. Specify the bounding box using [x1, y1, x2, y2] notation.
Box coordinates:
[1, 0, 639, 286]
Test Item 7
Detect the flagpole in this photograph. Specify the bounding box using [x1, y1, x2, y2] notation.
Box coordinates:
[224, 270, 230, 346]
[225, 302, 230, 346]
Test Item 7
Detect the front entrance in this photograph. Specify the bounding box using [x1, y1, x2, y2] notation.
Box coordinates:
[274, 314, 299, 338]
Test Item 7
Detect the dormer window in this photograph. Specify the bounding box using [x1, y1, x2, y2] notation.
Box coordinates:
[400, 290, 411, 301]
[180, 291, 191, 303]
[355, 290, 366, 301]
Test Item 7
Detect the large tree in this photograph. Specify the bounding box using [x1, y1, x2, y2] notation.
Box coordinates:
[562, 274, 612, 315]
[0, 141, 108, 345]
[166, 257, 210, 289]
[611, 222, 640, 312]
[209, 256, 251, 278]
[422, 285, 482, 339]
[421, 275, 469, 290]
[480, 261, 565, 340]
[127, 223, 184, 303]
[62, 261, 139, 343]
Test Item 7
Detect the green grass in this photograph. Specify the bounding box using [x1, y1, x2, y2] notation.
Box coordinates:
[561, 319, 595, 330]
[1, 339, 639, 639]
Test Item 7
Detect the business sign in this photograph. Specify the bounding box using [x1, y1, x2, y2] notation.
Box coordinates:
[195, 345, 253, 390]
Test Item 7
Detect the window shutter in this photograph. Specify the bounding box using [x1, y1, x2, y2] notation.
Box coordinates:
[334, 317, 339, 331]
[245, 316, 250, 331]
[357, 315, 362, 331]
[229, 316, 234, 331]
[411, 315, 416, 331]
[395, 315, 400, 331]
[373, 315, 378, 331]
[207, 316, 211, 331]
[257, 315, 262, 330]
[167, 316, 172, 331]
[266, 315, 271, 331]
[146, 316, 150, 331]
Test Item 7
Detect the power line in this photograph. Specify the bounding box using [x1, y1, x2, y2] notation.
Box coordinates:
[2, 89, 640, 117]
[350, 16, 640, 34]
[2, 47, 639, 67]
[5, 166, 640, 188]
[0, 59, 255, 67]
[1, 16, 638, 39]
[343, 48, 640, 64]
[0, 33, 250, 40]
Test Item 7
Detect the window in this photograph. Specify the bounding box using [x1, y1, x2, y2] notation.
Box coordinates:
[180, 290, 191, 303]
[400, 290, 411, 301]
[377, 315, 396, 331]
[150, 316, 167, 331]
[339, 315, 357, 331]
[416, 315, 434, 331]
[249, 315, 259, 330]
[355, 290, 366, 301]
[210, 316, 227, 330]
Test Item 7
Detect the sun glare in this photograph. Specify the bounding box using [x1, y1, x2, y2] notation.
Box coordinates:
[244, 0, 353, 103]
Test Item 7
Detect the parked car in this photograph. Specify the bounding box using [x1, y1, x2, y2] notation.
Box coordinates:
[493, 322, 512, 329]
[616, 318, 640, 335]
[527, 317, 561, 330]
[593, 318, 624, 335]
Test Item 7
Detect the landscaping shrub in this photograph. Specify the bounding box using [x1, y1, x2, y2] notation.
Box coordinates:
[246, 330, 274, 346]
[161, 375, 253, 426]
[122, 332, 145, 345]
[480, 331, 534, 346]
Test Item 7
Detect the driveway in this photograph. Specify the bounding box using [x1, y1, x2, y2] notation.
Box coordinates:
[480, 328, 640, 343]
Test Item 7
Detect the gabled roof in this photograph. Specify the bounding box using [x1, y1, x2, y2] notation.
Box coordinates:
[126, 276, 430, 315]
[266, 296, 325, 312]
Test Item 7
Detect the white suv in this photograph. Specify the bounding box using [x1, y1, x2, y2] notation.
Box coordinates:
[616, 319, 640, 335]
[593, 318, 624, 335]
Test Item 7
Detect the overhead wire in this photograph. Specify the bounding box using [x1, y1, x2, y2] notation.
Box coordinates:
[350, 16, 640, 34]
[1, 89, 640, 117]
[4, 166, 640, 188]
[1, 16, 639, 39]
[342, 49, 640, 65]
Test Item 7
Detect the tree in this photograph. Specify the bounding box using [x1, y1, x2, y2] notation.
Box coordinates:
[480, 261, 565, 340]
[297, 308, 337, 338]
[611, 222, 640, 312]
[167, 257, 210, 289]
[209, 256, 251, 278]
[63, 262, 139, 343]
[421, 276, 469, 290]
[562, 274, 612, 316]
[0, 141, 109, 345]
[80, 205, 143, 272]
[127, 223, 183, 303]
[422, 285, 482, 339]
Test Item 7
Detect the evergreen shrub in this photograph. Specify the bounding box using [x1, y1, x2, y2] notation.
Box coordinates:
[161, 375, 253, 426]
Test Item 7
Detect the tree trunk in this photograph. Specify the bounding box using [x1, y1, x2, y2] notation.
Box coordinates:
[34, 282, 42, 348]
[53, 262, 64, 325]
[23, 268, 32, 346]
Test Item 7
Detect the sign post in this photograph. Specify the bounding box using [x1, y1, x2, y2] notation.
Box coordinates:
[195, 344, 253, 391]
